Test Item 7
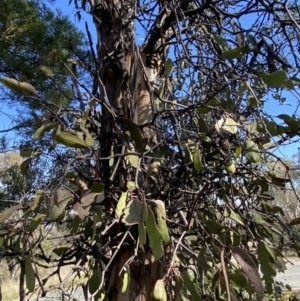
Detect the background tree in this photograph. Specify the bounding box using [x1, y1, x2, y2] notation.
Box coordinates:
[1, 1, 300, 301]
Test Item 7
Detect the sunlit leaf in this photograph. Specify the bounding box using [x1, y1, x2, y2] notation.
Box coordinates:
[245, 140, 260, 163]
[153, 279, 166, 300]
[152, 200, 170, 243]
[116, 192, 128, 219]
[146, 209, 163, 260]
[0, 77, 37, 95]
[122, 199, 143, 225]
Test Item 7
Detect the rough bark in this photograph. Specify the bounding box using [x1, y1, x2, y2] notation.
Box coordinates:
[91, 1, 165, 300]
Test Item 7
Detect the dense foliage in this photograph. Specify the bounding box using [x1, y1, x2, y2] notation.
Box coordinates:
[1, 0, 300, 301]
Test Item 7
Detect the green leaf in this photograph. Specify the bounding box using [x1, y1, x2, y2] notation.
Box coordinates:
[221, 46, 250, 60]
[245, 140, 260, 163]
[246, 34, 257, 47]
[0, 77, 37, 95]
[138, 221, 147, 245]
[289, 217, 300, 226]
[228, 272, 247, 287]
[225, 161, 236, 175]
[182, 270, 201, 301]
[193, 148, 205, 171]
[164, 58, 173, 77]
[146, 209, 163, 260]
[54, 126, 88, 149]
[212, 34, 228, 49]
[33, 122, 57, 139]
[49, 190, 73, 220]
[25, 258, 35, 292]
[126, 181, 136, 192]
[235, 146, 242, 159]
[197, 249, 210, 274]
[121, 118, 144, 153]
[257, 242, 276, 278]
[152, 200, 170, 243]
[121, 199, 143, 225]
[261, 70, 288, 88]
[121, 266, 130, 293]
[88, 269, 102, 295]
[20, 147, 40, 158]
[230, 210, 244, 226]
[26, 214, 46, 232]
[116, 192, 128, 219]
[20, 157, 32, 174]
[0, 205, 19, 223]
[128, 154, 139, 168]
[91, 183, 105, 193]
[53, 247, 69, 256]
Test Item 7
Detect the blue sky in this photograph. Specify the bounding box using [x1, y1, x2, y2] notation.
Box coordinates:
[0, 0, 299, 161]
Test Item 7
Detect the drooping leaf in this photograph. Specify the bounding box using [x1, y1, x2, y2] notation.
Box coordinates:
[146, 209, 163, 260]
[33, 122, 57, 139]
[20, 158, 32, 174]
[121, 265, 130, 293]
[121, 118, 144, 153]
[88, 269, 102, 295]
[25, 258, 35, 292]
[153, 279, 166, 300]
[164, 58, 173, 77]
[116, 192, 128, 219]
[0, 77, 37, 95]
[193, 148, 205, 171]
[122, 199, 143, 225]
[152, 200, 170, 243]
[231, 246, 264, 300]
[235, 146, 242, 159]
[181, 270, 201, 301]
[138, 221, 147, 245]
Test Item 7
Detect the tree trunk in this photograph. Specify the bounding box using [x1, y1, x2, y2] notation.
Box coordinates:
[91, 0, 166, 300]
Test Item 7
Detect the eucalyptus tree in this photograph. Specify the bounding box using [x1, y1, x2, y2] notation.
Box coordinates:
[1, 1, 300, 301]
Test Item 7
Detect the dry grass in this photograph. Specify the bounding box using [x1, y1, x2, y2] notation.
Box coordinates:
[0, 261, 79, 300]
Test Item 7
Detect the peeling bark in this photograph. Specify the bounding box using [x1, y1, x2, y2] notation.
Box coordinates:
[91, 1, 167, 300]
